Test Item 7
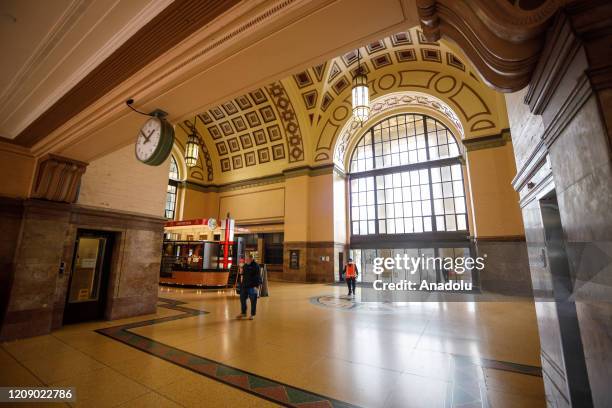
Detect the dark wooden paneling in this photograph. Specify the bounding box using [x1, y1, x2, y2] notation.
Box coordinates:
[11, 0, 240, 147]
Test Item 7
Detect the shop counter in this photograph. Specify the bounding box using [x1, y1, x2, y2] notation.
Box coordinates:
[159, 269, 230, 287]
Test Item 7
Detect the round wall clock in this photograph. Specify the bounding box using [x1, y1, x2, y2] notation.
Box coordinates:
[135, 116, 175, 166]
[207, 218, 217, 230]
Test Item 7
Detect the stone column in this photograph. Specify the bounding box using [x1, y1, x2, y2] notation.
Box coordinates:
[463, 132, 532, 295]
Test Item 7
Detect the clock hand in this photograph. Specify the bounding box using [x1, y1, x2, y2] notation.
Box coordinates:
[144, 128, 155, 143]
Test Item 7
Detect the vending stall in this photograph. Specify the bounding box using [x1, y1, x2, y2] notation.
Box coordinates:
[160, 217, 244, 287]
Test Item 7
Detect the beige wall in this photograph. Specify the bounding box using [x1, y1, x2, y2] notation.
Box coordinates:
[78, 144, 169, 217]
[181, 188, 219, 220]
[178, 172, 347, 244]
[284, 175, 309, 242]
[0, 148, 36, 198]
[308, 174, 334, 242]
[333, 172, 347, 244]
[218, 185, 284, 223]
[466, 143, 525, 237]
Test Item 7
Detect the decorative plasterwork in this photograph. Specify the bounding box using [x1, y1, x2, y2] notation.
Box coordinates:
[193, 82, 305, 179]
[416, 0, 564, 92]
[304, 29, 501, 164]
[31, 154, 88, 203]
[266, 82, 305, 162]
[0, 0, 174, 140]
[332, 91, 464, 171]
[16, 0, 305, 156]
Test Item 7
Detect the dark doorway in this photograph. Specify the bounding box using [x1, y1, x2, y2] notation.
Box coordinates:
[63, 230, 114, 324]
[338, 251, 344, 281]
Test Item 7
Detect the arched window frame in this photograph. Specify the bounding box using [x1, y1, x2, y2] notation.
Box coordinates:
[165, 155, 180, 219]
[348, 113, 468, 239]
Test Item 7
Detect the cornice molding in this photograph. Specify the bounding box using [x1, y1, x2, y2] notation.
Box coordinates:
[511, 138, 548, 192]
[463, 128, 511, 152]
[182, 163, 337, 192]
[10, 0, 254, 149]
[541, 73, 593, 148]
[524, 11, 581, 114]
[417, 0, 563, 92]
[472, 235, 526, 242]
[0, 140, 35, 158]
[1, 0, 174, 141]
[29, 0, 314, 158]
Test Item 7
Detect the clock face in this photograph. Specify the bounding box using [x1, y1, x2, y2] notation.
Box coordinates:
[135, 117, 162, 162]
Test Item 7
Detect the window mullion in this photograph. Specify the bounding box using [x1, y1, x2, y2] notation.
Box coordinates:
[370, 128, 376, 169]
[423, 115, 431, 161]
[428, 167, 437, 232]
[370, 129, 379, 235]
[423, 116, 437, 232]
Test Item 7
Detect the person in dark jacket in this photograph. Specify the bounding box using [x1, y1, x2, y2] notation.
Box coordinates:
[343, 258, 359, 297]
[236, 255, 262, 320]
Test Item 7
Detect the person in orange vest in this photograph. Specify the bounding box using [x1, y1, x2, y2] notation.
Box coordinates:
[342, 258, 359, 297]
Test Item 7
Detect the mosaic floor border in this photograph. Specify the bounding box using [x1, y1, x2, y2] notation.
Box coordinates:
[96, 298, 358, 408]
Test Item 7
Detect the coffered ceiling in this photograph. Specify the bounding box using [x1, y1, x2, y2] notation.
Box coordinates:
[172, 27, 510, 185]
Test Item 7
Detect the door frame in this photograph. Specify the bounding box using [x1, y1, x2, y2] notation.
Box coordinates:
[63, 229, 115, 324]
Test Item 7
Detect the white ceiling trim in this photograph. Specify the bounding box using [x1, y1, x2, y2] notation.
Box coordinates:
[0, 0, 172, 139]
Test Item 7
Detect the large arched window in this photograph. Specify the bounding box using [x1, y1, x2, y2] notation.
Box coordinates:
[349, 114, 467, 236]
[165, 155, 180, 219]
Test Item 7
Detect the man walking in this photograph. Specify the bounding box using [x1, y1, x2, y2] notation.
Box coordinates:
[343, 258, 358, 297]
[236, 255, 262, 320]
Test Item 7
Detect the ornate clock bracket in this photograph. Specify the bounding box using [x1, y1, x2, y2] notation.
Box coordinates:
[126, 99, 168, 118]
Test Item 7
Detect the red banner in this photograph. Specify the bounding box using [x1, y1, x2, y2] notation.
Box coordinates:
[164, 218, 208, 227]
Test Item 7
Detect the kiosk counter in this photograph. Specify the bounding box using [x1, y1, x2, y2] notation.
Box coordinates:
[160, 218, 244, 287]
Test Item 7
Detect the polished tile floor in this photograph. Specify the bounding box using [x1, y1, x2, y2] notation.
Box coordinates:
[1, 282, 546, 407]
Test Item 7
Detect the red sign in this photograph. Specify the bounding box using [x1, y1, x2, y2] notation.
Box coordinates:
[164, 218, 208, 227]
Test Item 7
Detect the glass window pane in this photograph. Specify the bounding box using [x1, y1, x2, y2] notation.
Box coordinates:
[405, 218, 414, 233]
[457, 216, 467, 230]
[455, 198, 466, 214]
[387, 219, 396, 234]
[378, 204, 386, 218]
[436, 216, 445, 231]
[348, 115, 467, 237]
[445, 215, 456, 231]
[396, 219, 405, 234]
[434, 199, 444, 215]
[367, 205, 375, 219]
[414, 217, 423, 233]
[453, 181, 464, 196]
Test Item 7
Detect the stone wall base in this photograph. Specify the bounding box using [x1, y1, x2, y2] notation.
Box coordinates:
[0, 198, 165, 341]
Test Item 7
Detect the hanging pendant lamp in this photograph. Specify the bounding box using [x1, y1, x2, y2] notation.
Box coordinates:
[352, 48, 370, 123]
[185, 117, 200, 168]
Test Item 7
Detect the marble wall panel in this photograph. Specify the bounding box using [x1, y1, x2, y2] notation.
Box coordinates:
[474, 240, 532, 295]
[0, 199, 165, 341]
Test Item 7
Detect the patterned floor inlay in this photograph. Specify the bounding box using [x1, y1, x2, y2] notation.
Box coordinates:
[96, 298, 359, 408]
